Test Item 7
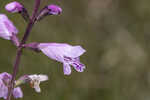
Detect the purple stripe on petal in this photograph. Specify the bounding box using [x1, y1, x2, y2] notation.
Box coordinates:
[72, 62, 85, 72]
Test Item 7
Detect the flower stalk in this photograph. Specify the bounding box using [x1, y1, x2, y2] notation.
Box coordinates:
[6, 0, 41, 100]
[0, 0, 86, 99]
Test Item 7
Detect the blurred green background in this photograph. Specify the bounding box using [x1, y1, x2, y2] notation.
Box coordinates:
[1, 0, 150, 100]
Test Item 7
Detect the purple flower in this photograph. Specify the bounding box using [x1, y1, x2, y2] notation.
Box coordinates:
[47, 4, 62, 15]
[38, 43, 86, 75]
[5, 1, 23, 13]
[0, 72, 23, 99]
[0, 14, 18, 40]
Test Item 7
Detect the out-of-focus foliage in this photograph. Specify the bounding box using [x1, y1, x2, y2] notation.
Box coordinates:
[1, 0, 150, 100]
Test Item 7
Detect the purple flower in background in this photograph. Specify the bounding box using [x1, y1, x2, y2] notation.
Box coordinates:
[5, 1, 23, 13]
[0, 14, 18, 40]
[0, 72, 23, 99]
[48, 4, 62, 15]
[38, 43, 86, 75]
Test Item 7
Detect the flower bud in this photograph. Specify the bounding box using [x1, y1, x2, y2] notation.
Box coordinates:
[5, 1, 30, 22]
[47, 4, 62, 15]
[5, 1, 23, 13]
[36, 4, 62, 21]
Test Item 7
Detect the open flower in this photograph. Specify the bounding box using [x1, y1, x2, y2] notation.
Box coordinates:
[0, 14, 18, 40]
[38, 43, 86, 75]
[28, 74, 48, 93]
[5, 1, 23, 13]
[0, 72, 23, 99]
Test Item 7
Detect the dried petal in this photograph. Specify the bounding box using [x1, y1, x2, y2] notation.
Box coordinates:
[29, 74, 48, 93]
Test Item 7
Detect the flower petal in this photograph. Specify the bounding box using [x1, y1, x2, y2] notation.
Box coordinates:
[71, 62, 85, 72]
[66, 46, 86, 58]
[0, 14, 18, 40]
[0, 79, 8, 99]
[38, 43, 86, 61]
[34, 84, 41, 93]
[13, 87, 23, 98]
[38, 75, 48, 82]
[38, 43, 65, 62]
[63, 63, 71, 75]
